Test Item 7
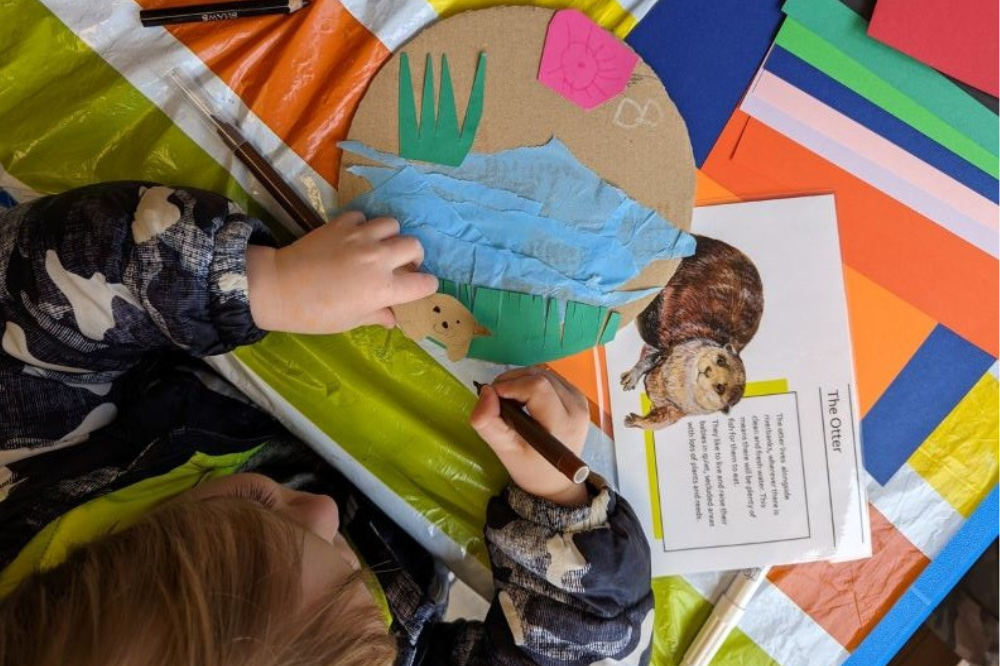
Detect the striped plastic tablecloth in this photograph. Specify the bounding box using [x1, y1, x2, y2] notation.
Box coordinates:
[1, 2, 995, 664]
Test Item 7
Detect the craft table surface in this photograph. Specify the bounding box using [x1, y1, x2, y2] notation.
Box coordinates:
[0, 2, 996, 666]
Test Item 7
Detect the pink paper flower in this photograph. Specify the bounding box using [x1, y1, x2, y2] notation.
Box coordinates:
[537, 9, 640, 110]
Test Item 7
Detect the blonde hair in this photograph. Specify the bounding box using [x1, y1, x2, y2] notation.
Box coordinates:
[0, 497, 397, 666]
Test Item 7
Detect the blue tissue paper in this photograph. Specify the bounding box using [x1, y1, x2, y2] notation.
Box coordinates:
[340, 139, 695, 308]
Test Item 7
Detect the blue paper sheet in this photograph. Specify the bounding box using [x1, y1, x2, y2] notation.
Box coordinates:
[765, 47, 1000, 203]
[340, 140, 696, 308]
[625, 0, 785, 165]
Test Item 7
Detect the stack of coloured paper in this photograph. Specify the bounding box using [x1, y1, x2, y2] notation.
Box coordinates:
[739, 0, 998, 259]
[695, 1, 998, 659]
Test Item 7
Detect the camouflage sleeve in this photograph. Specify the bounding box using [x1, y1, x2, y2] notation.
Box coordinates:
[424, 478, 655, 665]
[0, 181, 273, 455]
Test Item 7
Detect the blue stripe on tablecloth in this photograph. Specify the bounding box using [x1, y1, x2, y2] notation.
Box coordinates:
[843, 486, 998, 666]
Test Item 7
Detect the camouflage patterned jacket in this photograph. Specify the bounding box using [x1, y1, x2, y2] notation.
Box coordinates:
[0, 182, 654, 665]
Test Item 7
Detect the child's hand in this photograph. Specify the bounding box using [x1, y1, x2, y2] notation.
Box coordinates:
[471, 367, 590, 507]
[246, 212, 439, 334]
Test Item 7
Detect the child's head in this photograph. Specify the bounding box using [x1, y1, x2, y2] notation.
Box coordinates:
[0, 475, 397, 666]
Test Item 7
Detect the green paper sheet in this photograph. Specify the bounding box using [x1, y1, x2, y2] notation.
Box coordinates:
[776, 20, 999, 178]
[783, 0, 999, 154]
[399, 52, 487, 166]
[781, 0, 999, 168]
[439, 281, 621, 366]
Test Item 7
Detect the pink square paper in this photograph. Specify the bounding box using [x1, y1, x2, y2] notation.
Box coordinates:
[537, 9, 639, 110]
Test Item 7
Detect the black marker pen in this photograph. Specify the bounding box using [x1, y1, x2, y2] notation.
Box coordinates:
[140, 0, 309, 28]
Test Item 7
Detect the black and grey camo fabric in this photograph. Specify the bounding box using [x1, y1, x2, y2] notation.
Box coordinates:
[0, 182, 271, 463]
[0, 182, 654, 665]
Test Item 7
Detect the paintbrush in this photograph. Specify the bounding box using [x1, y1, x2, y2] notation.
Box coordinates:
[167, 68, 324, 237]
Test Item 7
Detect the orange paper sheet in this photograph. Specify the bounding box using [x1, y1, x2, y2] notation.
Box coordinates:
[843, 266, 938, 416]
[703, 112, 998, 358]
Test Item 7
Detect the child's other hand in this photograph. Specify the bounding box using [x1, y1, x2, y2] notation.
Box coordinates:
[246, 212, 439, 334]
[471, 367, 590, 507]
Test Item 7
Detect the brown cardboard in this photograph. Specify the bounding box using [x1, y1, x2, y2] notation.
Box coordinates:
[392, 293, 491, 361]
[339, 6, 696, 328]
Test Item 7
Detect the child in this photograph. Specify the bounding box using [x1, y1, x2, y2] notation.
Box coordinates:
[0, 182, 653, 665]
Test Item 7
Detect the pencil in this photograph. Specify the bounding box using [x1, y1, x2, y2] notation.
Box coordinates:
[140, 0, 310, 27]
[473, 381, 590, 485]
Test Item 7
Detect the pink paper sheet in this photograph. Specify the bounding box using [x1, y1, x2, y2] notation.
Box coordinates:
[740, 72, 999, 257]
[537, 9, 638, 110]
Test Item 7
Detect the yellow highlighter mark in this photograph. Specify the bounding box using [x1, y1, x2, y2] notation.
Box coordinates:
[743, 378, 789, 398]
[640, 393, 663, 540]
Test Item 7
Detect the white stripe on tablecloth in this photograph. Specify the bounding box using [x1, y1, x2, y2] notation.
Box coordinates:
[681, 570, 727, 602]
[341, 0, 659, 53]
[866, 465, 965, 559]
[680, 571, 849, 666]
[37, 0, 337, 230]
[741, 580, 851, 666]
[627, 0, 660, 22]
[0, 164, 41, 203]
[339, 0, 439, 52]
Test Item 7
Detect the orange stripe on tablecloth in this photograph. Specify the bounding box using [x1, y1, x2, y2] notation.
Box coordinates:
[703, 112, 999, 358]
[843, 266, 937, 417]
[768, 504, 929, 651]
[138, 0, 389, 186]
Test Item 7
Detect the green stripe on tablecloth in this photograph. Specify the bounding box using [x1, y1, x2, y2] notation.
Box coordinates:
[775, 20, 999, 178]
[233, 326, 509, 567]
[0, 0, 265, 217]
[652, 576, 779, 665]
[782, 0, 998, 161]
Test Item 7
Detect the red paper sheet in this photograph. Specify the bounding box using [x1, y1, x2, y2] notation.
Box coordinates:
[868, 0, 999, 97]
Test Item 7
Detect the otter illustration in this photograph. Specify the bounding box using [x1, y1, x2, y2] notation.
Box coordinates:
[393, 293, 491, 361]
[620, 235, 763, 430]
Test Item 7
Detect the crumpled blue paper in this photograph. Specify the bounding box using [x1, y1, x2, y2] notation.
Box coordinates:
[340, 139, 695, 308]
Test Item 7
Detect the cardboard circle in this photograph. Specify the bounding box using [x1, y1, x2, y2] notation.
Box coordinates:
[339, 6, 695, 333]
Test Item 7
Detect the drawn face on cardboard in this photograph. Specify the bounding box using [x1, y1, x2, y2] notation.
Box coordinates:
[429, 302, 475, 340]
[393, 293, 490, 361]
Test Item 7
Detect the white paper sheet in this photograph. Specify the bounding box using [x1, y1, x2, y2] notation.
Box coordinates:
[607, 195, 871, 575]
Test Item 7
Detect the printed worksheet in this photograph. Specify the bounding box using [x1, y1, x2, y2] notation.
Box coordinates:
[607, 195, 870, 575]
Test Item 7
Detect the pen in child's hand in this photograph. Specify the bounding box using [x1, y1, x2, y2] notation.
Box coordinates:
[473, 381, 590, 485]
